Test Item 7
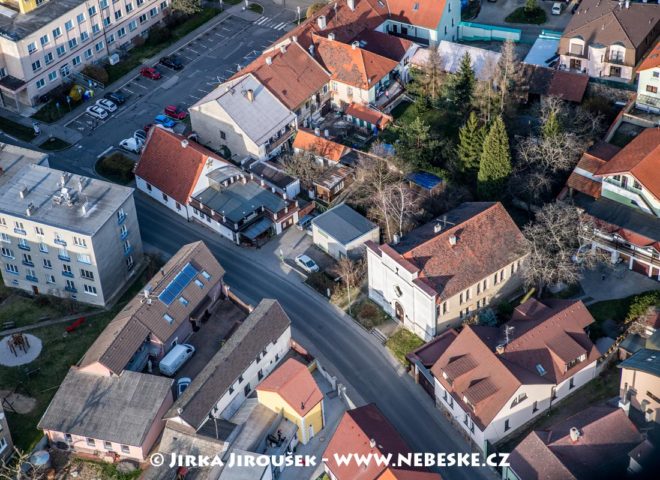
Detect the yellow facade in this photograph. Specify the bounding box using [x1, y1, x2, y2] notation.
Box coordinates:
[257, 390, 324, 444]
[0, 0, 41, 14]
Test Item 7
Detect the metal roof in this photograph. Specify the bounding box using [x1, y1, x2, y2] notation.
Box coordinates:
[619, 348, 660, 377]
[312, 203, 378, 245]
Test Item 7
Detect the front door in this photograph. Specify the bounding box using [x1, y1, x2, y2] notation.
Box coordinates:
[32, 286, 39, 295]
[394, 302, 404, 322]
[569, 58, 581, 71]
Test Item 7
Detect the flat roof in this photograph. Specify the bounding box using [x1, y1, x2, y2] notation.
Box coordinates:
[0, 143, 49, 188]
[312, 203, 377, 245]
[0, 164, 134, 235]
[0, 0, 85, 41]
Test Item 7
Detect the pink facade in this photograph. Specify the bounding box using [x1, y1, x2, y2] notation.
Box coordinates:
[43, 390, 174, 462]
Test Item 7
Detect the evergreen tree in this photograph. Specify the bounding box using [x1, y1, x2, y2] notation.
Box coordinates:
[456, 111, 486, 176]
[446, 52, 475, 118]
[397, 116, 439, 170]
[542, 109, 562, 140]
[477, 116, 512, 200]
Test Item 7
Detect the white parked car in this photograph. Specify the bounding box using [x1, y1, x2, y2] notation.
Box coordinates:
[552, 2, 563, 15]
[295, 254, 319, 273]
[95, 98, 117, 112]
[86, 105, 109, 120]
[119, 137, 143, 153]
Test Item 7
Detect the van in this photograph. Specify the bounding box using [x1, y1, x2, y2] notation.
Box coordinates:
[159, 344, 196, 376]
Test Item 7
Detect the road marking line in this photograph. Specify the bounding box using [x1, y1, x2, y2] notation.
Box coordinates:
[97, 146, 113, 159]
[274, 22, 287, 30]
[187, 47, 200, 54]
[277, 24, 288, 31]
[214, 32, 225, 38]
[122, 88, 135, 94]
[182, 55, 194, 61]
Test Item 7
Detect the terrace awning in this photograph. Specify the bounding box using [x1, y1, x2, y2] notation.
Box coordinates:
[242, 217, 273, 240]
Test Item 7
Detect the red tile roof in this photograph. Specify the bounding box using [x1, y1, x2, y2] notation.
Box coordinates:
[235, 41, 330, 111]
[313, 34, 399, 90]
[292, 128, 349, 162]
[387, 0, 448, 30]
[566, 142, 621, 198]
[354, 29, 414, 61]
[406, 329, 458, 368]
[546, 70, 589, 103]
[638, 39, 660, 71]
[509, 406, 644, 480]
[256, 358, 323, 417]
[323, 404, 416, 480]
[378, 468, 442, 480]
[391, 202, 528, 301]
[595, 128, 660, 199]
[345, 103, 393, 130]
[135, 128, 221, 205]
[431, 299, 598, 429]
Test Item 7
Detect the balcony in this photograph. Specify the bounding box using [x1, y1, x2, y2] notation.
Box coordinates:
[62, 271, 74, 278]
[21, 260, 34, 267]
[25, 275, 38, 283]
[58, 254, 71, 262]
[123, 245, 133, 256]
[117, 213, 127, 225]
[4, 269, 17, 276]
[64, 286, 77, 293]
[54, 238, 67, 247]
[17, 243, 30, 251]
[13, 228, 26, 235]
[120, 229, 129, 240]
[265, 128, 295, 155]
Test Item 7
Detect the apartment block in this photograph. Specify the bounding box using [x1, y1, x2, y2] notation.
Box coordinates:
[0, 164, 143, 306]
[0, 0, 170, 110]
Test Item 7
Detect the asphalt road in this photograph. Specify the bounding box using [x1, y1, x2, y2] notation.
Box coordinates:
[39, 5, 497, 478]
[134, 194, 496, 480]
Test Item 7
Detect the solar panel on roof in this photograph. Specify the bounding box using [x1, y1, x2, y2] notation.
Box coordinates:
[158, 263, 199, 305]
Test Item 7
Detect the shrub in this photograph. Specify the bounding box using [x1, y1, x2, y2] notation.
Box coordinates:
[34, 296, 52, 308]
[146, 25, 173, 46]
[131, 35, 146, 48]
[358, 302, 378, 319]
[96, 152, 135, 184]
[625, 291, 660, 324]
[307, 2, 326, 19]
[82, 65, 109, 84]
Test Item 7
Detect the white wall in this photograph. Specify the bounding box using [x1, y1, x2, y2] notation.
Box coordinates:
[637, 68, 660, 113]
[136, 177, 189, 220]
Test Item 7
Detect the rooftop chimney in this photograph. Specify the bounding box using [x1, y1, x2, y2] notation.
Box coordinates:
[625, 0, 630, 8]
[433, 223, 442, 234]
[18, 185, 28, 199]
[324, 129, 330, 138]
[317, 15, 327, 29]
[246, 89, 254, 102]
[314, 127, 321, 136]
[369, 438, 376, 448]
[496, 344, 505, 355]
[25, 203, 36, 216]
[280, 44, 287, 54]
[347, 0, 355, 10]
[351, 40, 359, 49]
[181, 139, 189, 148]
[308, 44, 315, 56]
[569, 427, 580, 443]
[448, 234, 457, 246]
[328, 32, 336, 41]
[292, 35, 298, 42]
[266, 56, 273, 65]
[392, 234, 400, 245]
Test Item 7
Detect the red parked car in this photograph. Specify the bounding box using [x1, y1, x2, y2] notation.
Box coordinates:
[140, 67, 162, 80]
[164, 105, 188, 120]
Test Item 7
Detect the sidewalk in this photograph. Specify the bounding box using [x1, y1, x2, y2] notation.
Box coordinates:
[0, 2, 257, 147]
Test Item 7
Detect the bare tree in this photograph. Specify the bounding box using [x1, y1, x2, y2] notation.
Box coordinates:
[409, 48, 445, 104]
[384, 182, 419, 240]
[472, 56, 499, 124]
[0, 448, 37, 480]
[281, 151, 326, 190]
[521, 202, 606, 296]
[336, 256, 366, 314]
[493, 40, 528, 115]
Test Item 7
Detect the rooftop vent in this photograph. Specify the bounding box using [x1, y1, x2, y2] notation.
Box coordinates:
[317, 15, 327, 29]
[348, 0, 355, 10]
[433, 223, 443, 234]
[496, 344, 505, 355]
[392, 234, 400, 245]
[246, 89, 254, 103]
[448, 234, 457, 246]
[181, 139, 189, 148]
[309, 44, 315, 56]
[369, 438, 376, 448]
[266, 56, 273, 65]
[569, 427, 580, 443]
[18, 185, 28, 199]
[328, 32, 336, 41]
[351, 40, 359, 49]
[314, 127, 321, 136]
[25, 203, 36, 216]
[280, 44, 287, 54]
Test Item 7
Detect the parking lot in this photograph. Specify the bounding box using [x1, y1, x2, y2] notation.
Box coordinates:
[57, 12, 293, 159]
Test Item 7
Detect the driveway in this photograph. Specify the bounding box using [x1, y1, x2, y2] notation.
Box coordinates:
[579, 263, 660, 304]
[474, 0, 573, 42]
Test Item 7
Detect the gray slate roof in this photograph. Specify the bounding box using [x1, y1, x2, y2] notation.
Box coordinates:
[166, 299, 291, 430]
[194, 181, 286, 222]
[0, 0, 85, 41]
[38, 369, 172, 446]
[193, 74, 295, 145]
[312, 203, 378, 245]
[619, 348, 660, 376]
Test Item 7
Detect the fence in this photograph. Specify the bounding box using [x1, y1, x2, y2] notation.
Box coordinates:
[458, 21, 521, 43]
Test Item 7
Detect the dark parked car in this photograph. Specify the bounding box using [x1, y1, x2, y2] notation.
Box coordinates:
[164, 105, 188, 120]
[104, 91, 127, 105]
[159, 55, 184, 70]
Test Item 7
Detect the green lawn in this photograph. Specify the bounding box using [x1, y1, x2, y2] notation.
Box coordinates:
[505, 7, 547, 24]
[38, 137, 71, 151]
[106, 7, 222, 84]
[0, 295, 86, 330]
[386, 328, 425, 365]
[31, 97, 83, 123]
[0, 116, 36, 142]
[96, 151, 135, 185]
[0, 267, 154, 452]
